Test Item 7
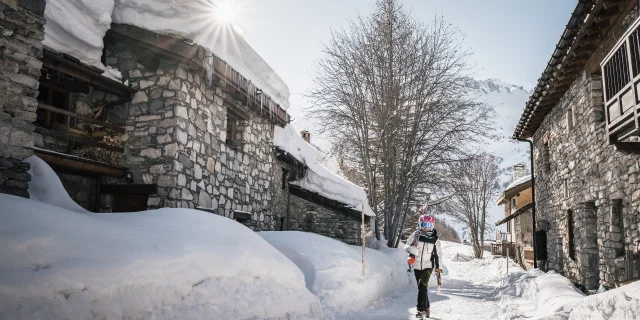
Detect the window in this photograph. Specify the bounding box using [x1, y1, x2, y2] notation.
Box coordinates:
[542, 142, 551, 172]
[226, 114, 239, 146]
[567, 107, 575, 131]
[510, 198, 517, 213]
[609, 199, 622, 230]
[35, 85, 71, 128]
[507, 220, 512, 233]
[564, 179, 569, 198]
[567, 209, 575, 260]
[281, 168, 289, 189]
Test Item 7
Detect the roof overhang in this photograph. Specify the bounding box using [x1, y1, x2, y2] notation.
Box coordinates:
[42, 48, 135, 98]
[513, 0, 634, 139]
[495, 203, 533, 226]
[495, 180, 532, 205]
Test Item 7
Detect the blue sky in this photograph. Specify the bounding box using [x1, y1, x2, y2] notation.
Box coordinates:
[233, 0, 576, 119]
[227, 0, 576, 234]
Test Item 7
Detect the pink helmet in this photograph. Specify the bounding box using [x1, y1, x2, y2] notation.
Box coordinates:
[419, 215, 435, 223]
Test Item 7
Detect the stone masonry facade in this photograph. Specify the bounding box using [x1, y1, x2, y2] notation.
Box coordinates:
[0, 16, 371, 244]
[288, 193, 364, 245]
[0, 0, 45, 198]
[533, 71, 639, 288]
[100, 30, 278, 231]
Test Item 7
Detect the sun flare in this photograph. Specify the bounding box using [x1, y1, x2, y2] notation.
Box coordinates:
[215, 1, 239, 24]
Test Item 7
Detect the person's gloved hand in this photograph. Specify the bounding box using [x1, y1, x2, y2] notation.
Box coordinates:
[435, 268, 442, 274]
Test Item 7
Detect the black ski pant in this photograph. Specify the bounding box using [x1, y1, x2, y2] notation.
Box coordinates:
[414, 268, 433, 311]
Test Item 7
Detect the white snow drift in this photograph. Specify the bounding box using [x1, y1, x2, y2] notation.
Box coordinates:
[495, 265, 640, 320]
[43, 0, 290, 109]
[0, 158, 322, 319]
[25, 155, 88, 213]
[274, 123, 374, 217]
[260, 231, 408, 318]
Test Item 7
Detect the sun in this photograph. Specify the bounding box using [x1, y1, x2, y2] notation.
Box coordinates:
[215, 1, 239, 24]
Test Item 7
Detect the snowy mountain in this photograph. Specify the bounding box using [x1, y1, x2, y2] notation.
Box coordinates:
[465, 78, 531, 167]
[465, 78, 531, 231]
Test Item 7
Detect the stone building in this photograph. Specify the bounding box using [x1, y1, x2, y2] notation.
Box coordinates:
[0, 1, 374, 244]
[513, 0, 640, 289]
[273, 125, 373, 245]
[495, 164, 534, 269]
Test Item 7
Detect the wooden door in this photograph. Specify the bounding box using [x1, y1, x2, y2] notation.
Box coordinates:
[112, 193, 149, 212]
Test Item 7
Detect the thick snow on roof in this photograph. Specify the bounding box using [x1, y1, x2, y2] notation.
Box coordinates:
[43, 0, 290, 110]
[43, 0, 114, 69]
[0, 158, 322, 318]
[274, 124, 374, 217]
[503, 174, 531, 192]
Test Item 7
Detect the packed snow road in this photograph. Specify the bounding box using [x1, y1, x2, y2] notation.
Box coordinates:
[345, 242, 512, 320]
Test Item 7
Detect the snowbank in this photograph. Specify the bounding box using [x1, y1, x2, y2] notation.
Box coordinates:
[43, 0, 114, 69]
[496, 267, 640, 320]
[259, 231, 407, 318]
[43, 0, 290, 109]
[554, 281, 640, 320]
[25, 155, 88, 213]
[274, 124, 374, 217]
[495, 269, 585, 319]
[0, 195, 322, 319]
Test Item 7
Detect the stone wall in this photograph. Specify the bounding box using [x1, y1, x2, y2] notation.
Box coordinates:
[532, 70, 640, 288]
[102, 33, 277, 230]
[288, 194, 364, 245]
[0, 1, 46, 198]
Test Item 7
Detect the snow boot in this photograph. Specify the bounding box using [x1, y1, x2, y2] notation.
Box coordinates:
[425, 308, 430, 318]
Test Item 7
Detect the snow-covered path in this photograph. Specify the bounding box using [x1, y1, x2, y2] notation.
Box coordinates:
[345, 242, 510, 320]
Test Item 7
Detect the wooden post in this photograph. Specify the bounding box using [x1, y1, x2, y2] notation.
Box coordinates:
[506, 246, 509, 274]
[361, 204, 365, 275]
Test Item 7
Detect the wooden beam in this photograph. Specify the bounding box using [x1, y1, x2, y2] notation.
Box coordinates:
[34, 150, 126, 177]
[33, 127, 125, 152]
[38, 103, 126, 133]
[43, 49, 134, 98]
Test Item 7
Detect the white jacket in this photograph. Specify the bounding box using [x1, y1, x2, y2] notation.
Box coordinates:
[404, 231, 442, 270]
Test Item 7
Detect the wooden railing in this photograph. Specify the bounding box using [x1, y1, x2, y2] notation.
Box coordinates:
[34, 103, 125, 153]
[601, 17, 640, 143]
[496, 231, 512, 243]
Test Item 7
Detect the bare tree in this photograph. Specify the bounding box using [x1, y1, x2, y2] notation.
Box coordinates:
[307, 0, 494, 247]
[443, 153, 501, 258]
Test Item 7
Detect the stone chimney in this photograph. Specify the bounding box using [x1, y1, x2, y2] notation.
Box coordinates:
[300, 130, 310, 143]
[513, 164, 527, 181]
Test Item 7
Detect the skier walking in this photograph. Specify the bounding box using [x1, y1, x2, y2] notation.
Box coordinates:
[405, 214, 442, 319]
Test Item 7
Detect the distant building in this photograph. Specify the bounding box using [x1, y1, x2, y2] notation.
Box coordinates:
[495, 164, 534, 269]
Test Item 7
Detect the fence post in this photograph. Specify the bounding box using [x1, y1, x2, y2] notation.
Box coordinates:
[362, 204, 365, 276]
[506, 246, 509, 274]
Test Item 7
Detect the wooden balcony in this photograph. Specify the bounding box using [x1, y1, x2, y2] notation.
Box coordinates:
[602, 17, 640, 146]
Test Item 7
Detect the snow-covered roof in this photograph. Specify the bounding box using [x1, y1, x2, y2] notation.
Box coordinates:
[504, 175, 531, 192]
[274, 124, 374, 217]
[496, 174, 532, 205]
[43, 0, 290, 110]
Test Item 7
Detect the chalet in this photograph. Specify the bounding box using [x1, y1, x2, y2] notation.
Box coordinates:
[514, 0, 640, 289]
[495, 164, 534, 269]
[0, 0, 372, 244]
